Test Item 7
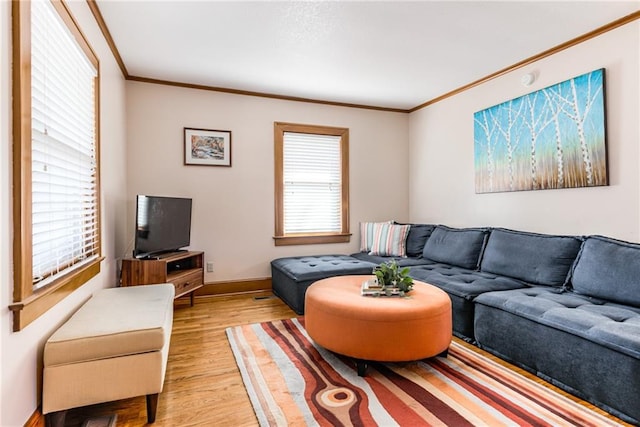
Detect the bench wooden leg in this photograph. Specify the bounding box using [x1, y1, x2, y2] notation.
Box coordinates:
[146, 393, 159, 423]
[46, 410, 67, 427]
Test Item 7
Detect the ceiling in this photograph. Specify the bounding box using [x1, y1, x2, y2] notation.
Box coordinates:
[95, 1, 640, 111]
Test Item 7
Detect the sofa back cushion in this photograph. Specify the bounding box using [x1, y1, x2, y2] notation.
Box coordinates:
[571, 236, 640, 307]
[422, 225, 488, 270]
[397, 223, 435, 257]
[480, 228, 582, 287]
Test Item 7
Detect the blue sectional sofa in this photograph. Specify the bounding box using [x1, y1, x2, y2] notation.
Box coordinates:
[270, 224, 640, 424]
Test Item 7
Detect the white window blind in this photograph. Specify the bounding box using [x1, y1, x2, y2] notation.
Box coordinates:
[31, 0, 99, 289]
[283, 132, 342, 234]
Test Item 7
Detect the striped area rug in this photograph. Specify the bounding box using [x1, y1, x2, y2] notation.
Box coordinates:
[226, 318, 622, 427]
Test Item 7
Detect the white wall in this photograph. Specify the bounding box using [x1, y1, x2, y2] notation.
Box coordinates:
[126, 83, 410, 282]
[409, 22, 640, 242]
[0, 2, 128, 425]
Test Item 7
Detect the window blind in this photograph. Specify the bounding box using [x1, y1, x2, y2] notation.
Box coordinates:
[283, 132, 342, 234]
[31, 0, 99, 289]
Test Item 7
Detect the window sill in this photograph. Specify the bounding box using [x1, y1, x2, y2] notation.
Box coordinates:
[8, 257, 104, 332]
[273, 233, 351, 246]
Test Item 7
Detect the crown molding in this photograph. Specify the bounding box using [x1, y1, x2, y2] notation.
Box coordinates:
[126, 75, 410, 113]
[87, 2, 639, 114]
[409, 10, 640, 113]
[86, 0, 128, 77]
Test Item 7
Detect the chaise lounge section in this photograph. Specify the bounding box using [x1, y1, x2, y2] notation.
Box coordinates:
[271, 255, 377, 314]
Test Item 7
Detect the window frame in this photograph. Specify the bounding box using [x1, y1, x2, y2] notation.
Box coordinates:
[273, 122, 350, 246]
[10, 0, 102, 332]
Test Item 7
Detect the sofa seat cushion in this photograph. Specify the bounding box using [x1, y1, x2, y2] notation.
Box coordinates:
[350, 252, 434, 267]
[44, 284, 175, 367]
[409, 263, 528, 300]
[480, 228, 583, 287]
[271, 255, 376, 282]
[409, 263, 528, 339]
[571, 235, 640, 307]
[475, 287, 640, 360]
[422, 225, 488, 270]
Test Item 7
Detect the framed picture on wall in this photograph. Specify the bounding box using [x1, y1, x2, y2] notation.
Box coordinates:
[474, 68, 607, 193]
[184, 127, 232, 167]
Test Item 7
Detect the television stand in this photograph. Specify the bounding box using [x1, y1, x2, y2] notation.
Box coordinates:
[137, 249, 188, 260]
[121, 251, 204, 306]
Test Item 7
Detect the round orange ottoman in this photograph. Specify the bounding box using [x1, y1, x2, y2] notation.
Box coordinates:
[305, 275, 452, 374]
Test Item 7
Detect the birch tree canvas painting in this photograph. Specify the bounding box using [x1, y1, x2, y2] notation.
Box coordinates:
[474, 69, 607, 193]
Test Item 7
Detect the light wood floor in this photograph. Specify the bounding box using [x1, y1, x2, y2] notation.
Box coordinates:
[62, 292, 630, 426]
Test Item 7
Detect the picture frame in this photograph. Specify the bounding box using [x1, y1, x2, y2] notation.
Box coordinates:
[474, 68, 607, 193]
[184, 127, 232, 167]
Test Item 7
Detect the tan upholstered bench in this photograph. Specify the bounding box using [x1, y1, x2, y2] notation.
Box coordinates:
[43, 284, 175, 427]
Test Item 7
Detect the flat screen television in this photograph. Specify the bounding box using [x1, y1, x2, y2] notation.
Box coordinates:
[134, 195, 192, 259]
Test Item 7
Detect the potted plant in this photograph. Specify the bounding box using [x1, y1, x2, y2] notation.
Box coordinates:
[372, 260, 414, 296]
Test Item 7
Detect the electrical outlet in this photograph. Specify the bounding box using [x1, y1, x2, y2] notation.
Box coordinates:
[206, 262, 214, 273]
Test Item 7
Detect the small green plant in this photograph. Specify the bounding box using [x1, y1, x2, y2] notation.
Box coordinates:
[373, 259, 414, 295]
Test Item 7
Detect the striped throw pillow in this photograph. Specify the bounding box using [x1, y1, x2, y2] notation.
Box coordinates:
[360, 221, 391, 252]
[369, 223, 411, 257]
